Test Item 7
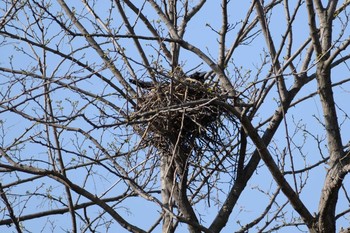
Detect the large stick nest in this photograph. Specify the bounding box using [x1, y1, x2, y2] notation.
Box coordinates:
[131, 78, 228, 152]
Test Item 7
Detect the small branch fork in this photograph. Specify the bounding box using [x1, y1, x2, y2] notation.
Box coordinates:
[0, 184, 23, 233]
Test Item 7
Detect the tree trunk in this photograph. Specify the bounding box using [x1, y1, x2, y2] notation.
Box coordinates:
[315, 64, 344, 232]
[160, 155, 175, 233]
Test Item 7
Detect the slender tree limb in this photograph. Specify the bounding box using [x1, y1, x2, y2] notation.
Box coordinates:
[0, 184, 22, 233]
[56, 0, 136, 97]
[254, 0, 288, 100]
[0, 149, 147, 233]
[224, 103, 316, 229]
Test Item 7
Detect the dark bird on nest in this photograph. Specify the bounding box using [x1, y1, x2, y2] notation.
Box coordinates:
[129, 71, 207, 89]
[128, 78, 155, 89]
[186, 71, 206, 83]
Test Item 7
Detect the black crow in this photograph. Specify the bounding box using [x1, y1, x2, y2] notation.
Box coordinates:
[129, 71, 207, 89]
[129, 79, 154, 89]
[186, 71, 206, 83]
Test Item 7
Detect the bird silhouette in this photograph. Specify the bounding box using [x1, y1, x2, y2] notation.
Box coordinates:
[128, 78, 154, 89]
[186, 71, 206, 83]
[129, 71, 207, 89]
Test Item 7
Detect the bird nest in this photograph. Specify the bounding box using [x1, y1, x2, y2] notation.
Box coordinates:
[131, 80, 227, 152]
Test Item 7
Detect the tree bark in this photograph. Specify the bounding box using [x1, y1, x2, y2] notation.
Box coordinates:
[316, 66, 344, 233]
[160, 155, 175, 233]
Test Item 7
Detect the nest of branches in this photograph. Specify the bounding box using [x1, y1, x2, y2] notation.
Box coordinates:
[132, 79, 229, 154]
